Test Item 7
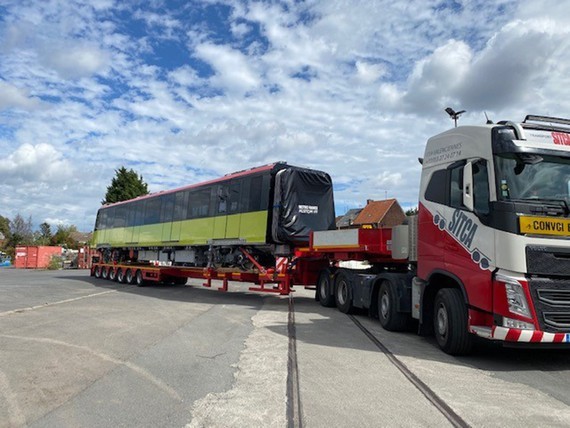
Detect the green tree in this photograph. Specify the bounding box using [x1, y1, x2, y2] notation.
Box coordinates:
[8, 214, 34, 246]
[51, 224, 79, 249]
[405, 207, 419, 216]
[35, 222, 53, 245]
[0, 215, 10, 245]
[102, 167, 149, 204]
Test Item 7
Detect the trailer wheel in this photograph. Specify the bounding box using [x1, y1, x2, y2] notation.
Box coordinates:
[317, 270, 336, 307]
[335, 271, 354, 314]
[116, 268, 124, 283]
[101, 266, 108, 279]
[433, 288, 472, 355]
[94, 266, 101, 278]
[108, 267, 116, 281]
[125, 269, 134, 284]
[378, 280, 408, 332]
[135, 270, 146, 287]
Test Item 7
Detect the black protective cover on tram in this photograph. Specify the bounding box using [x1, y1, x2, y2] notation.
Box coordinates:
[272, 166, 335, 244]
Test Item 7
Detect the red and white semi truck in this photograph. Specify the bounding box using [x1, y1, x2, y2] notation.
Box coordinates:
[310, 114, 570, 354]
[92, 114, 570, 355]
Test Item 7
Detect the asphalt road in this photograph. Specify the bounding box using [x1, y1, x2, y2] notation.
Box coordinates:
[1, 269, 570, 427]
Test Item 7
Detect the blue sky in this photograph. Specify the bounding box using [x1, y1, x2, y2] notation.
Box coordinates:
[0, 0, 569, 230]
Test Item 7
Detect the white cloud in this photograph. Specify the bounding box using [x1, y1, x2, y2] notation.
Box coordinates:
[194, 42, 260, 95]
[0, 0, 569, 231]
[0, 143, 73, 184]
[355, 61, 386, 84]
[39, 42, 111, 79]
[0, 81, 41, 110]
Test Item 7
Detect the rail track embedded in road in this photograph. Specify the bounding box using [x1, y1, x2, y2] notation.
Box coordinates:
[348, 315, 470, 428]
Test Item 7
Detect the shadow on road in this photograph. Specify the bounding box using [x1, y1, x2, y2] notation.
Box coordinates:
[58, 272, 570, 372]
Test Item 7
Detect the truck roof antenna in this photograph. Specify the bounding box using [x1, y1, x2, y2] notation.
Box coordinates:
[445, 107, 466, 127]
[484, 111, 493, 124]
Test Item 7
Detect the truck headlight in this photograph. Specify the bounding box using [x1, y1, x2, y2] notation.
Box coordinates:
[497, 274, 531, 318]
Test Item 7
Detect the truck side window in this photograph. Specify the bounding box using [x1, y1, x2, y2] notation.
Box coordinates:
[450, 166, 464, 208]
[473, 160, 490, 215]
[425, 170, 447, 204]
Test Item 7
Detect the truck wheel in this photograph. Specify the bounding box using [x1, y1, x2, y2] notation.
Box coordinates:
[135, 270, 146, 287]
[433, 288, 472, 355]
[378, 280, 408, 332]
[94, 266, 101, 278]
[335, 271, 353, 314]
[125, 269, 134, 284]
[101, 266, 108, 279]
[108, 267, 116, 281]
[317, 270, 336, 307]
[116, 268, 124, 283]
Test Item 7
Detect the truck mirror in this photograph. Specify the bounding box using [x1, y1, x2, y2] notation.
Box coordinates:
[463, 162, 474, 211]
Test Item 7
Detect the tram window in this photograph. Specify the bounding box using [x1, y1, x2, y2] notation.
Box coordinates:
[105, 207, 115, 229]
[160, 194, 175, 223]
[95, 211, 103, 230]
[189, 187, 212, 218]
[115, 205, 127, 227]
[135, 201, 145, 226]
[260, 174, 271, 210]
[248, 176, 262, 211]
[128, 201, 141, 227]
[217, 185, 228, 214]
[228, 181, 241, 213]
[173, 191, 188, 221]
[145, 197, 161, 224]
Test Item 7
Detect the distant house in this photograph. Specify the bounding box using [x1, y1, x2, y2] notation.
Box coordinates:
[336, 208, 363, 229]
[70, 231, 93, 246]
[351, 199, 406, 229]
[0, 231, 4, 247]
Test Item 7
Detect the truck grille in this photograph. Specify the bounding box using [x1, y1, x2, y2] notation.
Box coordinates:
[537, 289, 570, 306]
[528, 277, 570, 332]
[543, 313, 570, 329]
[526, 246, 570, 276]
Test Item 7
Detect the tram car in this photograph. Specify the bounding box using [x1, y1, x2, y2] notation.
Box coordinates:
[93, 162, 336, 268]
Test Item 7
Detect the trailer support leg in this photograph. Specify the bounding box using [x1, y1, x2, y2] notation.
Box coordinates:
[218, 275, 229, 292]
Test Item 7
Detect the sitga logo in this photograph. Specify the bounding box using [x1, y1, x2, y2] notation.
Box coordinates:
[433, 210, 491, 270]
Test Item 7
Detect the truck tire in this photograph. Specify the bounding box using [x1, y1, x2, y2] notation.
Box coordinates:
[108, 267, 116, 281]
[94, 266, 101, 278]
[116, 268, 124, 283]
[317, 270, 336, 307]
[378, 280, 408, 332]
[335, 271, 354, 314]
[125, 269, 134, 284]
[135, 270, 146, 287]
[101, 266, 108, 280]
[433, 288, 472, 355]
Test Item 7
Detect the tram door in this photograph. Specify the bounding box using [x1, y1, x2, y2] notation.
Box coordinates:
[213, 184, 229, 239]
[213, 181, 242, 240]
[160, 194, 175, 242]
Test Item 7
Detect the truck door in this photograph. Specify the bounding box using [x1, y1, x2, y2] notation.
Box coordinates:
[444, 159, 494, 312]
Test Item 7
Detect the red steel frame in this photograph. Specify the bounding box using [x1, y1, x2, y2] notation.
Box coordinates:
[90, 228, 406, 295]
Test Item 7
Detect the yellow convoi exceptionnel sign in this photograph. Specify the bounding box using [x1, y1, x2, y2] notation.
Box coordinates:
[519, 216, 570, 236]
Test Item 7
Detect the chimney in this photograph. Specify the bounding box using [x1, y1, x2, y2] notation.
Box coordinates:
[366, 199, 373, 205]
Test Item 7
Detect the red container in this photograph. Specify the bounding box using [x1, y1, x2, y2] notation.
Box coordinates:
[14, 246, 62, 269]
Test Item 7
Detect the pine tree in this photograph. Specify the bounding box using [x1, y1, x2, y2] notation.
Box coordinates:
[102, 167, 149, 204]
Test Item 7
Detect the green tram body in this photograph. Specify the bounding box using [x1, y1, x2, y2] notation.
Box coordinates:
[93, 162, 335, 267]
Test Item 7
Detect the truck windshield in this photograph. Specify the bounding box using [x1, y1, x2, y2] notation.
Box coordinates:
[495, 153, 570, 202]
